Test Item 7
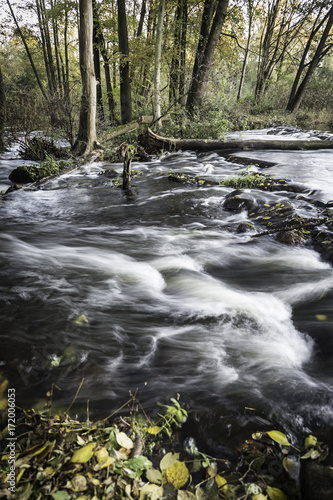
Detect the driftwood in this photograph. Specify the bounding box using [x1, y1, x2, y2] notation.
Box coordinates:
[138, 127, 333, 154]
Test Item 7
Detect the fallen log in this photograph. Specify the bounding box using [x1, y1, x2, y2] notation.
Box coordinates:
[138, 128, 333, 154]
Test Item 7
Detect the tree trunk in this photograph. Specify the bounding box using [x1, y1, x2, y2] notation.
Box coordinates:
[92, 0, 104, 121]
[287, 6, 333, 112]
[186, 0, 229, 115]
[0, 64, 5, 151]
[138, 128, 333, 154]
[137, 0, 147, 37]
[154, 0, 166, 129]
[255, 0, 281, 101]
[117, 0, 132, 124]
[6, 0, 48, 102]
[72, 0, 99, 156]
[237, 0, 254, 101]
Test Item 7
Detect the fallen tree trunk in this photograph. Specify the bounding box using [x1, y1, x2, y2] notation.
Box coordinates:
[138, 128, 333, 154]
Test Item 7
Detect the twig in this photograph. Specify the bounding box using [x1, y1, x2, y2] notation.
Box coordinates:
[65, 378, 85, 414]
[252, 218, 328, 238]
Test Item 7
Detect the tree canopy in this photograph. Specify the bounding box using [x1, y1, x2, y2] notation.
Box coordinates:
[0, 0, 332, 152]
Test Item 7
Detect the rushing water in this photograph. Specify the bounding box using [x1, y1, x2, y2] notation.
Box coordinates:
[1, 128, 333, 450]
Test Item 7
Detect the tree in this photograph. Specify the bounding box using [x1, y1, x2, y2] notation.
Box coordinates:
[153, 0, 166, 128]
[92, 0, 104, 121]
[0, 64, 5, 151]
[72, 0, 99, 155]
[287, 4, 333, 111]
[117, 0, 132, 124]
[237, 0, 258, 101]
[6, 0, 48, 102]
[186, 0, 229, 115]
[169, 0, 187, 105]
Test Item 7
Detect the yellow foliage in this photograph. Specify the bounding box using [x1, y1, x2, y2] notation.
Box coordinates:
[165, 461, 190, 489]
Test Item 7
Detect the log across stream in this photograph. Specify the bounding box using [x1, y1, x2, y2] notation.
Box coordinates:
[138, 127, 333, 154]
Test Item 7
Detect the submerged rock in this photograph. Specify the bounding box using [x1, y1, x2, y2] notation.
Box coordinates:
[223, 190, 257, 212]
[275, 229, 306, 245]
[237, 222, 256, 233]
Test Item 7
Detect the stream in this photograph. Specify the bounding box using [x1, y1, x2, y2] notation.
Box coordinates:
[1, 127, 333, 452]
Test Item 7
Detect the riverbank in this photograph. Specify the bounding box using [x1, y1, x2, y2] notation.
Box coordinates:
[1, 387, 333, 500]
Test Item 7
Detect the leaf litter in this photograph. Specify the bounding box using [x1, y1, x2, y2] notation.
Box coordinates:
[0, 379, 331, 499]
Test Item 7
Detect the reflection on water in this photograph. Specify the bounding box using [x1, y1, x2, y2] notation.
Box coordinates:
[1, 129, 333, 443]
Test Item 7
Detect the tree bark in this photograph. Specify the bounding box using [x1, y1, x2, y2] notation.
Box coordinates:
[0, 64, 5, 151]
[186, 0, 229, 115]
[138, 128, 333, 154]
[154, 0, 166, 129]
[117, 0, 132, 124]
[92, 0, 104, 121]
[72, 0, 99, 156]
[137, 0, 147, 37]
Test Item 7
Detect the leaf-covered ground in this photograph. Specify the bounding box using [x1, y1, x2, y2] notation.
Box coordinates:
[0, 385, 331, 500]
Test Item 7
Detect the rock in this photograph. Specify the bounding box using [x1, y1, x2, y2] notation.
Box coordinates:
[9, 162, 68, 184]
[237, 222, 256, 233]
[311, 228, 333, 264]
[223, 190, 256, 212]
[275, 230, 305, 245]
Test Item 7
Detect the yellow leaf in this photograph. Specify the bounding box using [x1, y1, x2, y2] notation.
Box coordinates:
[165, 461, 189, 489]
[304, 435, 317, 448]
[71, 442, 96, 463]
[94, 447, 109, 463]
[93, 456, 115, 471]
[160, 452, 180, 471]
[215, 475, 228, 491]
[116, 431, 134, 450]
[147, 426, 162, 435]
[146, 467, 162, 485]
[74, 314, 89, 325]
[87, 472, 100, 486]
[252, 495, 268, 500]
[266, 486, 287, 500]
[315, 314, 326, 321]
[266, 431, 291, 447]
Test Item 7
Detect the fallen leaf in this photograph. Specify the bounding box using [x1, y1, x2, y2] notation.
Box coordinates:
[146, 467, 162, 485]
[165, 461, 189, 489]
[160, 452, 180, 471]
[266, 486, 287, 500]
[71, 474, 88, 492]
[147, 426, 162, 435]
[116, 431, 134, 450]
[266, 431, 291, 447]
[71, 442, 96, 463]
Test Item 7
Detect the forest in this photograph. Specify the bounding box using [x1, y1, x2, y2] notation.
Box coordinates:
[0, 0, 333, 155]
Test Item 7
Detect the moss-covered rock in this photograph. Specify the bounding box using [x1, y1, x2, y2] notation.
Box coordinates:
[9, 161, 70, 184]
[237, 222, 256, 233]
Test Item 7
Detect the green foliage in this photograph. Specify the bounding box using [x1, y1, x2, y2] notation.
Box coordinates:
[221, 168, 267, 189]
